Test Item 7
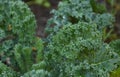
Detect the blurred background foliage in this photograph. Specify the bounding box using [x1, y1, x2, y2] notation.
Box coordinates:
[90, 0, 120, 42]
[27, 0, 51, 8]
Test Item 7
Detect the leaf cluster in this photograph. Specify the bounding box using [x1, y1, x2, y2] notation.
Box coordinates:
[0, 0, 120, 77]
[45, 22, 119, 77]
[45, 0, 120, 77]
[46, 0, 114, 34]
[0, 0, 45, 76]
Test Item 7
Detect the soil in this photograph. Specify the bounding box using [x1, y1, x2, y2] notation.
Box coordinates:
[28, 0, 61, 38]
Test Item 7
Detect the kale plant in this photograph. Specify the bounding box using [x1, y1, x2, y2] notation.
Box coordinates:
[46, 0, 114, 34]
[0, 0, 120, 77]
[0, 0, 36, 63]
[0, 61, 18, 77]
[0, 0, 45, 76]
[45, 22, 120, 77]
[110, 39, 120, 55]
[109, 39, 120, 77]
[44, 0, 120, 77]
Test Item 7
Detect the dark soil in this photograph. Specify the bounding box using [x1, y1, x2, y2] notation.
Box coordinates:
[28, 0, 61, 38]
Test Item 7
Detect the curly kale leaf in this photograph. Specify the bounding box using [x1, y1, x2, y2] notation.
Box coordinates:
[45, 22, 119, 77]
[46, 0, 114, 34]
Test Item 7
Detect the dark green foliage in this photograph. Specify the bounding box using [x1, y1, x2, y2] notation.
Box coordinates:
[110, 39, 120, 54]
[32, 61, 46, 70]
[0, 0, 120, 77]
[46, 0, 114, 34]
[109, 39, 120, 77]
[0, 0, 36, 63]
[13, 38, 44, 74]
[0, 61, 18, 77]
[21, 69, 51, 77]
[0, 0, 45, 76]
[45, 22, 119, 77]
[12, 38, 44, 74]
[14, 44, 33, 73]
[44, 0, 120, 77]
[90, 0, 107, 13]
